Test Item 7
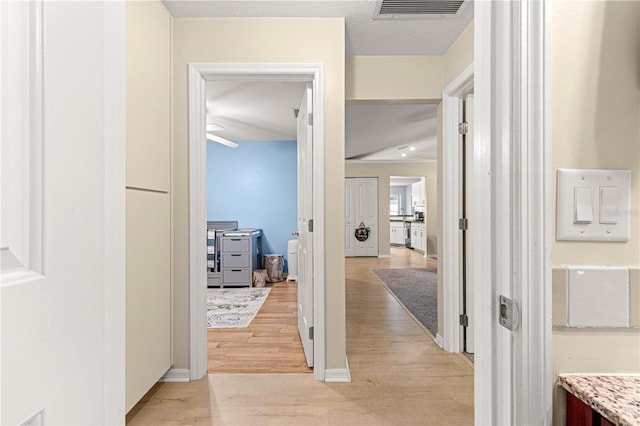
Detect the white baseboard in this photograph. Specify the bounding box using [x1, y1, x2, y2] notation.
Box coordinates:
[324, 357, 351, 383]
[378, 254, 391, 259]
[435, 333, 445, 349]
[159, 368, 190, 383]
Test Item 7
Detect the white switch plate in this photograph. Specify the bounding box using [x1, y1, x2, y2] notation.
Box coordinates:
[557, 169, 630, 241]
[567, 266, 629, 328]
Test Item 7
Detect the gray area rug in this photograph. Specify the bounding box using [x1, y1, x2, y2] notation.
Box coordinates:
[373, 268, 438, 337]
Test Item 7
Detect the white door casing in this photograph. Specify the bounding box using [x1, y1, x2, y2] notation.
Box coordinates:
[442, 65, 473, 354]
[297, 84, 314, 367]
[464, 94, 475, 355]
[188, 63, 326, 381]
[474, 0, 552, 424]
[345, 179, 355, 257]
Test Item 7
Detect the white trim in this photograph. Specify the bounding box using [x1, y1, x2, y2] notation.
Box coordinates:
[377, 254, 391, 259]
[441, 63, 473, 354]
[159, 368, 190, 383]
[345, 159, 436, 164]
[1, 0, 44, 287]
[435, 333, 445, 349]
[511, 1, 553, 423]
[324, 357, 351, 383]
[188, 63, 326, 382]
[102, 1, 126, 423]
[474, 1, 552, 424]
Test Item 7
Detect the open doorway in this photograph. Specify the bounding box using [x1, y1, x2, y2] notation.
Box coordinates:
[204, 80, 311, 373]
[188, 64, 327, 382]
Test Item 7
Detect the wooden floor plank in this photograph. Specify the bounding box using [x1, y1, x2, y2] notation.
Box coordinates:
[127, 247, 474, 425]
[207, 279, 313, 374]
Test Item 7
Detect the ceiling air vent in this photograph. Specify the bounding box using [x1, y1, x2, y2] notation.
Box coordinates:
[376, 0, 467, 18]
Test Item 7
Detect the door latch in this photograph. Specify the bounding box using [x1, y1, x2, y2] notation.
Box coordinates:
[499, 295, 520, 331]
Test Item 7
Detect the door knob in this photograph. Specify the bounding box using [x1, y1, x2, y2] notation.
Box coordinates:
[291, 231, 300, 237]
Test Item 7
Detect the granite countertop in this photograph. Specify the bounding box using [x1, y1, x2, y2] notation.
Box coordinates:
[558, 375, 640, 426]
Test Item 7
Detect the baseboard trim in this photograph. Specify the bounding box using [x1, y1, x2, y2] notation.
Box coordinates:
[435, 333, 445, 349]
[159, 368, 190, 383]
[324, 357, 351, 383]
[378, 254, 391, 259]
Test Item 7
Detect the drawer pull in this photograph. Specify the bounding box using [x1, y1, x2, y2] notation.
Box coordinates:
[231, 239, 241, 241]
[231, 269, 242, 272]
[231, 254, 241, 257]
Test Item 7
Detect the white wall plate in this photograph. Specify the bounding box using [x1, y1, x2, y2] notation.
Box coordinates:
[557, 169, 630, 241]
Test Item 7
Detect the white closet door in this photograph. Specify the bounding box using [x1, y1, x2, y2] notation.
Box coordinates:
[345, 177, 378, 257]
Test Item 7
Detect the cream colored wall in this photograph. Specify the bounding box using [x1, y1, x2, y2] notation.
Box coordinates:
[346, 56, 444, 102]
[172, 18, 346, 370]
[345, 162, 437, 257]
[125, 0, 172, 412]
[551, 1, 640, 424]
[443, 21, 474, 84]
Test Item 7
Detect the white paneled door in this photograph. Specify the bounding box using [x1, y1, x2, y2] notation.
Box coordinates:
[296, 84, 314, 367]
[345, 178, 378, 257]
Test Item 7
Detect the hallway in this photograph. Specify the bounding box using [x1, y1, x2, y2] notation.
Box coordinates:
[127, 249, 473, 425]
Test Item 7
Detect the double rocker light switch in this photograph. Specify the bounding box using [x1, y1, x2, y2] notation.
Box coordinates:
[557, 169, 630, 241]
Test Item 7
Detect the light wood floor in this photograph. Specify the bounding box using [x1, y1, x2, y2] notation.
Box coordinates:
[207, 280, 312, 373]
[127, 247, 474, 425]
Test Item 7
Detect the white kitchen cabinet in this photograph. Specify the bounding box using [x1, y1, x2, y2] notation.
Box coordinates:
[411, 222, 427, 254]
[390, 221, 405, 245]
[411, 179, 426, 207]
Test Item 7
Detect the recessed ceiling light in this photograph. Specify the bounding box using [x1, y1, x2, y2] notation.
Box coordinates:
[409, 146, 416, 151]
[401, 153, 407, 157]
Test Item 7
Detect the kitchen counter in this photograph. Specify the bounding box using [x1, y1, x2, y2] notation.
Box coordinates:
[558, 375, 640, 426]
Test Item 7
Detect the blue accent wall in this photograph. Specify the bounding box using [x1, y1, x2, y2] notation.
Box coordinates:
[207, 140, 297, 271]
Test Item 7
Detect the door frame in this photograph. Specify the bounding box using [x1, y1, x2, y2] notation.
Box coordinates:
[441, 64, 474, 354]
[474, 0, 552, 424]
[187, 63, 326, 381]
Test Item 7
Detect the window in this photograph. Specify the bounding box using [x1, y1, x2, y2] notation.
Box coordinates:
[390, 194, 400, 216]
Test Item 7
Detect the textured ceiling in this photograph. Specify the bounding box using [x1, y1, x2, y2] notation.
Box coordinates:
[346, 104, 438, 161]
[162, 0, 473, 55]
[206, 81, 306, 142]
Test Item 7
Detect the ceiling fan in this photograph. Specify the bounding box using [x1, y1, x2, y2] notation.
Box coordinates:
[205, 123, 238, 148]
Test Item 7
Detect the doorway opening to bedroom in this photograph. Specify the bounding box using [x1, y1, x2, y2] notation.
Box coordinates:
[204, 79, 312, 374]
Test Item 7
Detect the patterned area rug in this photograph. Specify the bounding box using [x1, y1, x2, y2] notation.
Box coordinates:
[207, 287, 271, 328]
[373, 268, 438, 337]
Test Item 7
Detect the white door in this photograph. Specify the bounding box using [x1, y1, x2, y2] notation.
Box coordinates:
[297, 84, 314, 367]
[1, 2, 125, 424]
[464, 95, 475, 354]
[345, 177, 378, 257]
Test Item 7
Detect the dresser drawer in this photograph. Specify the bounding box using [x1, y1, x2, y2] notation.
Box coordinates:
[222, 237, 249, 253]
[222, 253, 249, 268]
[222, 269, 251, 284]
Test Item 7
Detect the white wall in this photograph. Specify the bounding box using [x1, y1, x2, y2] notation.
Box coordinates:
[1, 2, 126, 423]
[551, 2, 640, 424]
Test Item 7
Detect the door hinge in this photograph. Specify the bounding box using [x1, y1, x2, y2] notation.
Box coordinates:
[308, 219, 314, 232]
[459, 313, 469, 327]
[308, 112, 313, 126]
[309, 326, 314, 340]
[459, 218, 468, 231]
[458, 122, 468, 135]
